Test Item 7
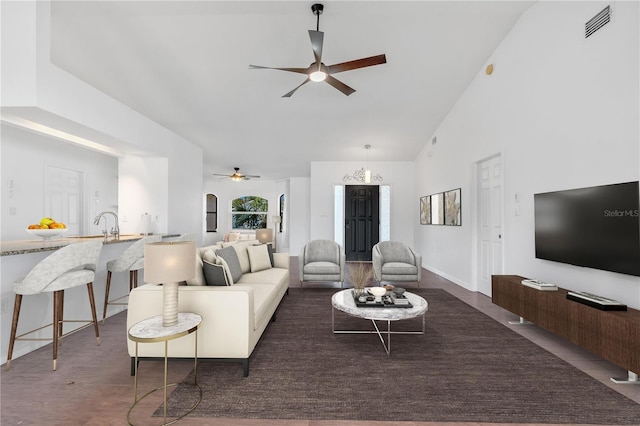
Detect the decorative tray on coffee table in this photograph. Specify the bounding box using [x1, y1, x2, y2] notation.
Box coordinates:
[351, 289, 413, 308]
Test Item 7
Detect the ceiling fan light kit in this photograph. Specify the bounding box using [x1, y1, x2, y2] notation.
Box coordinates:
[309, 71, 327, 82]
[249, 3, 386, 97]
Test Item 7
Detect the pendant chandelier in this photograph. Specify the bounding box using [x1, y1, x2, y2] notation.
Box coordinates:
[343, 144, 383, 183]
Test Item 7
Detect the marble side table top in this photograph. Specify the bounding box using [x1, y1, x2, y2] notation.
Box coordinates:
[128, 312, 202, 343]
[332, 289, 428, 321]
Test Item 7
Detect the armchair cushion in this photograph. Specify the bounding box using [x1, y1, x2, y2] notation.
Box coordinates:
[378, 242, 415, 264]
[305, 240, 341, 264]
[303, 261, 341, 275]
[381, 262, 418, 276]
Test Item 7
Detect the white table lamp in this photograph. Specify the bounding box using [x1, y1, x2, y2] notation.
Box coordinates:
[144, 241, 195, 326]
[255, 228, 274, 245]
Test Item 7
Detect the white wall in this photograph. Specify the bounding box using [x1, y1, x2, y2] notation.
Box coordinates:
[118, 157, 168, 235]
[1, 1, 204, 244]
[415, 1, 640, 309]
[1, 124, 119, 240]
[289, 177, 310, 256]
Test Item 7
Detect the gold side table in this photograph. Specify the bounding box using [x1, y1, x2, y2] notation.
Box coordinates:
[127, 313, 203, 426]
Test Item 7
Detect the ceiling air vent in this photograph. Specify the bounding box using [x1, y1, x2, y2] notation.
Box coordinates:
[585, 5, 611, 38]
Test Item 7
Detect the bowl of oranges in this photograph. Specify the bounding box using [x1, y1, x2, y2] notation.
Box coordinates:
[27, 217, 68, 240]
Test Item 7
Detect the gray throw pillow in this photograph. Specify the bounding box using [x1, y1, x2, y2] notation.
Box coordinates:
[215, 246, 243, 283]
[203, 260, 229, 286]
[266, 243, 274, 267]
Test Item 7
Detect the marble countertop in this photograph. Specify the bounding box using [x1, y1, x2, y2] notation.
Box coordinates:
[332, 288, 428, 321]
[1, 233, 180, 256]
[128, 313, 202, 342]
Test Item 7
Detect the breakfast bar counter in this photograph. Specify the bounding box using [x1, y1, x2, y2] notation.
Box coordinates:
[0, 233, 180, 367]
[0, 234, 160, 256]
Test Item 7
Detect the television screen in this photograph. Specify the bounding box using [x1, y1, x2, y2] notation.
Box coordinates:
[534, 181, 640, 277]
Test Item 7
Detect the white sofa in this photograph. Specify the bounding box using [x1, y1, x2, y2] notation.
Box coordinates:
[127, 241, 289, 376]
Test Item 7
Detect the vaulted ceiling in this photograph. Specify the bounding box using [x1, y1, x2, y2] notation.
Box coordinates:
[49, 1, 534, 180]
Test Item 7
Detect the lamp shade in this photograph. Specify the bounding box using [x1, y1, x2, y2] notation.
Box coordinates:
[255, 228, 274, 244]
[144, 241, 196, 284]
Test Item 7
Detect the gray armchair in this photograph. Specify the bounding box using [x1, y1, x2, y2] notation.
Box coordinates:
[372, 241, 422, 287]
[299, 239, 346, 288]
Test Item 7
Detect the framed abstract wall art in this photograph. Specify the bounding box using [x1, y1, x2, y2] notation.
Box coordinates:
[431, 192, 444, 225]
[422, 188, 461, 226]
[444, 188, 461, 226]
[420, 195, 431, 224]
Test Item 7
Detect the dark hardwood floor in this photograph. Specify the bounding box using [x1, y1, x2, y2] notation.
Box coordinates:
[1, 259, 638, 426]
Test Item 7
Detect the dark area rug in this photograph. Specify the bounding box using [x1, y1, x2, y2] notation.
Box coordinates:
[159, 288, 640, 423]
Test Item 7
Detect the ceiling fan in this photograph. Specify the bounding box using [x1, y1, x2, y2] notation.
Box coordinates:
[213, 167, 260, 181]
[249, 3, 387, 97]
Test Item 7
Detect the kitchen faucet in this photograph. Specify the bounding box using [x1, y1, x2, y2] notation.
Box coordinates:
[93, 211, 120, 240]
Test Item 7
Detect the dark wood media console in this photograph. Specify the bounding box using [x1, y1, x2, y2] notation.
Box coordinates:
[492, 275, 640, 378]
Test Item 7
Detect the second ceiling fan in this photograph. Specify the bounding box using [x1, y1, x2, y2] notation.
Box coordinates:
[249, 3, 387, 98]
[213, 167, 260, 181]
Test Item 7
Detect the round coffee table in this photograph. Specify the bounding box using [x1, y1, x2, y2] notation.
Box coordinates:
[331, 289, 428, 355]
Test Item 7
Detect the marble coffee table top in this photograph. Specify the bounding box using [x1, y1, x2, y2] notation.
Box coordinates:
[332, 289, 428, 321]
[128, 312, 202, 343]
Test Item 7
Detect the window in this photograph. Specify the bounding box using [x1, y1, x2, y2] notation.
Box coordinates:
[278, 194, 285, 232]
[206, 194, 218, 232]
[231, 196, 268, 229]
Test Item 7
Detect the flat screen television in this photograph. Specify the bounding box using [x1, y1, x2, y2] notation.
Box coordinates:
[534, 181, 640, 277]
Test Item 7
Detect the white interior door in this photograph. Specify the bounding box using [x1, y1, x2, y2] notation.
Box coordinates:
[477, 155, 503, 296]
[45, 166, 83, 236]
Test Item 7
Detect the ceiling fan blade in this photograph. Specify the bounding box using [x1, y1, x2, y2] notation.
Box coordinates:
[327, 54, 387, 74]
[249, 65, 310, 75]
[308, 30, 324, 66]
[324, 75, 356, 96]
[212, 173, 232, 177]
[282, 78, 311, 98]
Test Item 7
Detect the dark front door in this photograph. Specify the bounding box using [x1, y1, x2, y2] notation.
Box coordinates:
[344, 185, 379, 261]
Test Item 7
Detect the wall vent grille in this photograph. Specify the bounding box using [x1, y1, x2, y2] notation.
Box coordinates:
[585, 5, 611, 38]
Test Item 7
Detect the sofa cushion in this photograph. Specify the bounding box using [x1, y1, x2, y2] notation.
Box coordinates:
[203, 260, 230, 286]
[250, 284, 280, 330]
[215, 246, 243, 283]
[202, 248, 217, 263]
[187, 248, 213, 286]
[235, 267, 289, 288]
[232, 242, 253, 274]
[247, 244, 272, 273]
[266, 243, 275, 266]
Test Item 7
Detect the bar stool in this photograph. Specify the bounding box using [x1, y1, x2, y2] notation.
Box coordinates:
[102, 235, 162, 324]
[6, 240, 103, 371]
[174, 233, 195, 242]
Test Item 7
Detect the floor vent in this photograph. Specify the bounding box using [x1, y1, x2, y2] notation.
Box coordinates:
[585, 5, 611, 38]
